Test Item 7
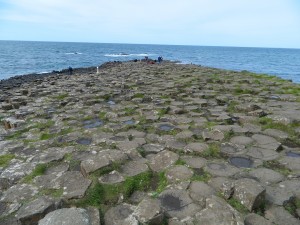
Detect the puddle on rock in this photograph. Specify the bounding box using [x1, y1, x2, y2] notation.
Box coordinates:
[230, 156, 253, 168]
[83, 118, 103, 129]
[160, 194, 182, 211]
[159, 124, 174, 131]
[107, 100, 116, 105]
[123, 120, 135, 125]
[76, 138, 92, 145]
[286, 151, 300, 158]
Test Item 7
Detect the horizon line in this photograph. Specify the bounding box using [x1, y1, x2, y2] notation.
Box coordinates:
[0, 39, 299, 50]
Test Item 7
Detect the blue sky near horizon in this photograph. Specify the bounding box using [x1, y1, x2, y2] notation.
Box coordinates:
[0, 0, 299, 48]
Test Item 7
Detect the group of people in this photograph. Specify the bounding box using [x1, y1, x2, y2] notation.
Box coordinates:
[143, 56, 163, 64]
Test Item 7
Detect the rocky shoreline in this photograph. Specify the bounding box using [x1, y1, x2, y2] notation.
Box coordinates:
[0, 60, 300, 225]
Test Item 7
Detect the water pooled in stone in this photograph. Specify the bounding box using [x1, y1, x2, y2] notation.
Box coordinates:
[159, 124, 174, 131]
[76, 138, 92, 145]
[230, 156, 253, 168]
[286, 151, 300, 158]
[83, 119, 103, 129]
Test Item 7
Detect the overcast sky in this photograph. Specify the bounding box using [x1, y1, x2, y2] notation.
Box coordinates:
[0, 0, 299, 48]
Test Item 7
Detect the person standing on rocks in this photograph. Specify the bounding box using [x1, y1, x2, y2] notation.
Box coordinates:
[68, 66, 73, 75]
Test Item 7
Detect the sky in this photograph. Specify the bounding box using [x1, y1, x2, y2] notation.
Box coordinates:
[0, 0, 299, 48]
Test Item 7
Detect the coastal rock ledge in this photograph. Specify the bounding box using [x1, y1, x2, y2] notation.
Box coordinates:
[0, 61, 299, 225]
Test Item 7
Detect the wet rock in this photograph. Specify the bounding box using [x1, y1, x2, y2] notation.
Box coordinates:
[148, 150, 179, 172]
[265, 206, 300, 225]
[165, 165, 194, 184]
[194, 195, 244, 225]
[159, 189, 201, 220]
[104, 203, 138, 225]
[38, 207, 100, 225]
[233, 178, 266, 211]
[15, 197, 60, 225]
[244, 213, 273, 225]
[133, 198, 164, 224]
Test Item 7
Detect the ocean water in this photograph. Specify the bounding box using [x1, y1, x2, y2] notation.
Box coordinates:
[0, 40, 300, 83]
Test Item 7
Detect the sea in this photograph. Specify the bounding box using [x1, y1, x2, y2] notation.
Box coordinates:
[0, 40, 300, 83]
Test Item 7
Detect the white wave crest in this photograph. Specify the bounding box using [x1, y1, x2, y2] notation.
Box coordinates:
[65, 52, 83, 55]
[104, 53, 156, 57]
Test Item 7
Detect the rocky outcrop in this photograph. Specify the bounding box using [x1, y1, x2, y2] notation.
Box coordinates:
[0, 61, 299, 224]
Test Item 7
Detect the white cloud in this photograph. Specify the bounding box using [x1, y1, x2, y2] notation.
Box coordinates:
[1, 0, 299, 47]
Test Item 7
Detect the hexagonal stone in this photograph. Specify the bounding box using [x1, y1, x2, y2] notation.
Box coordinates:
[58, 171, 91, 199]
[80, 156, 110, 177]
[183, 143, 209, 154]
[148, 150, 179, 172]
[104, 203, 138, 225]
[244, 213, 273, 225]
[165, 166, 194, 183]
[188, 181, 215, 207]
[246, 147, 279, 161]
[181, 156, 207, 169]
[266, 180, 300, 206]
[230, 136, 254, 146]
[194, 196, 243, 225]
[202, 129, 224, 141]
[233, 178, 266, 211]
[1, 183, 39, 203]
[98, 171, 125, 184]
[220, 142, 247, 157]
[133, 198, 164, 224]
[0, 201, 21, 217]
[0, 160, 36, 183]
[204, 162, 239, 177]
[142, 143, 165, 154]
[208, 177, 234, 199]
[252, 134, 282, 151]
[159, 189, 201, 220]
[279, 156, 300, 171]
[175, 131, 194, 140]
[38, 208, 100, 225]
[263, 129, 288, 141]
[265, 206, 300, 225]
[248, 168, 284, 186]
[15, 197, 60, 225]
[120, 160, 149, 177]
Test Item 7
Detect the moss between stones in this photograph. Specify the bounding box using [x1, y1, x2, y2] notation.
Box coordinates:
[23, 163, 48, 183]
[0, 154, 15, 167]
